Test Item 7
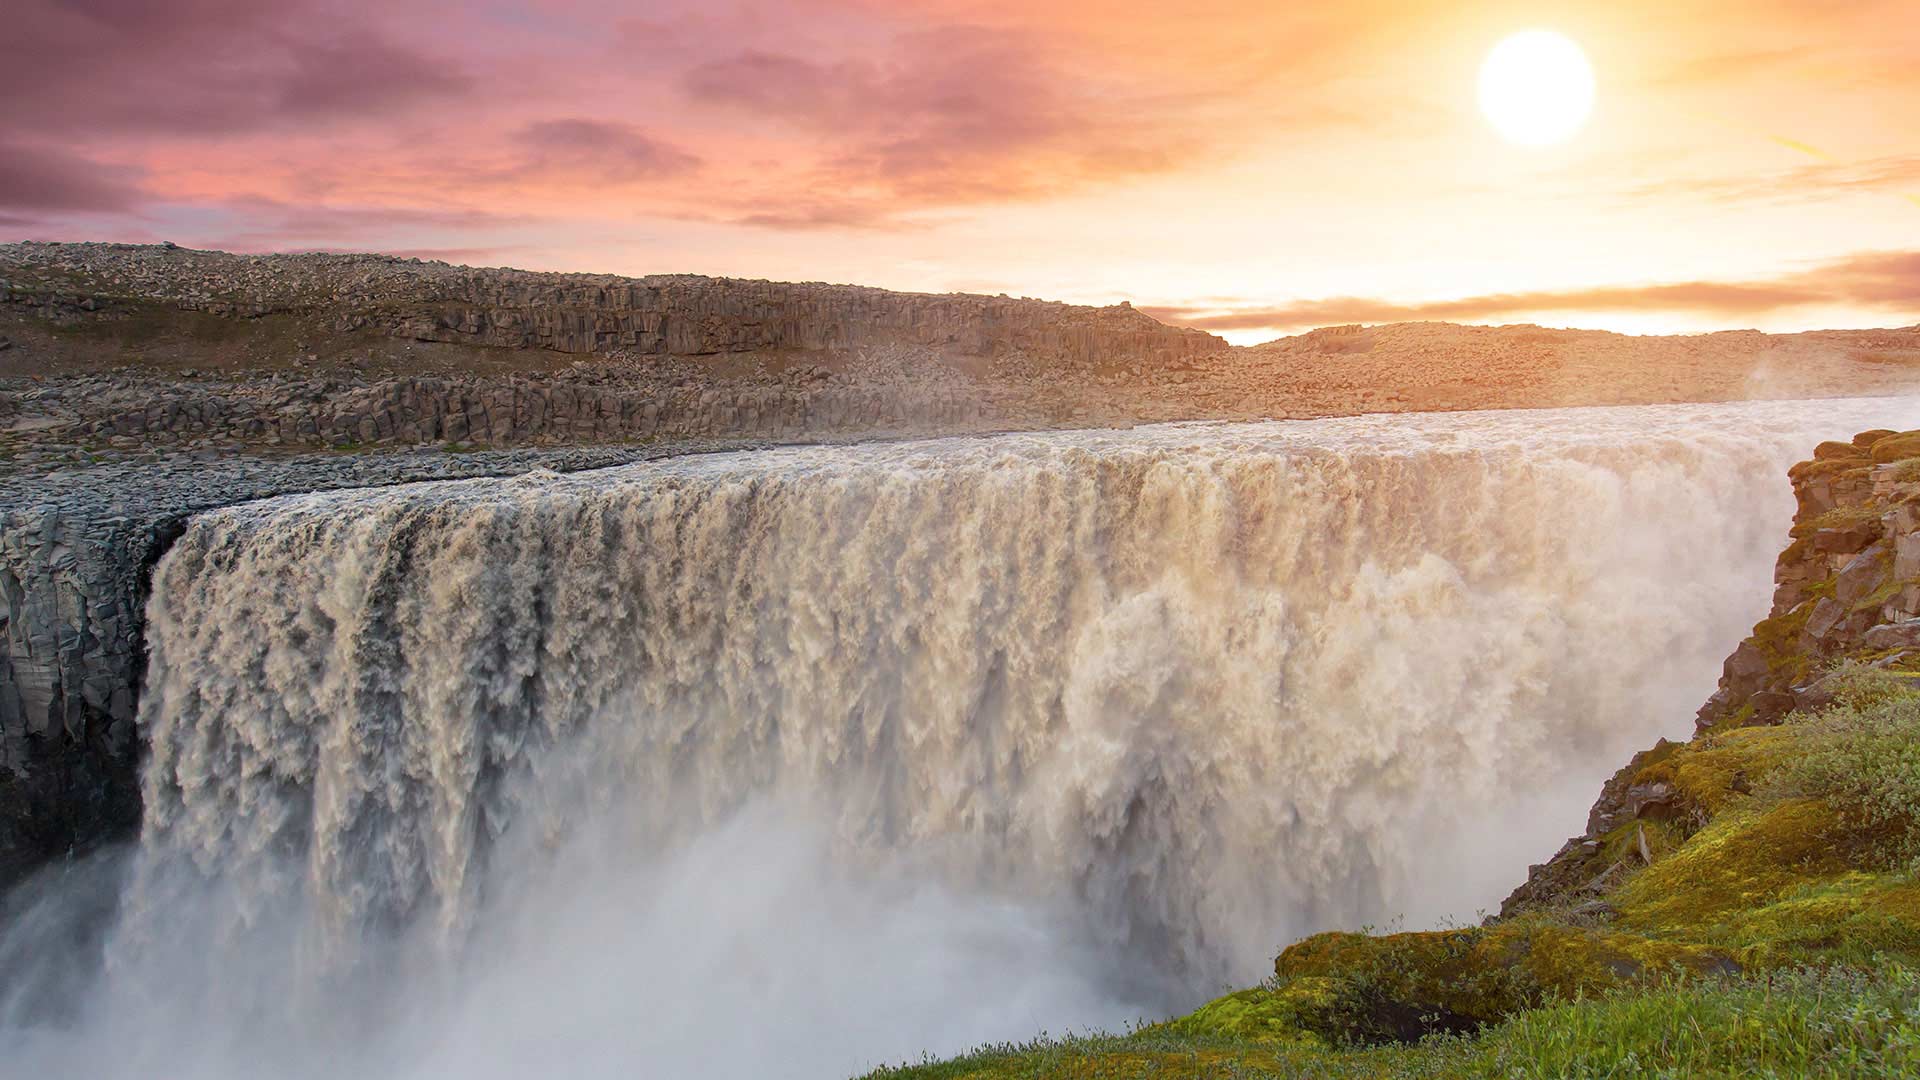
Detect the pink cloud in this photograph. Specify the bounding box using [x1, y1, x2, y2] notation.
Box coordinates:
[1143, 251, 1920, 332]
[679, 24, 1210, 223]
[0, 1, 470, 138]
[510, 120, 701, 181]
[0, 142, 147, 213]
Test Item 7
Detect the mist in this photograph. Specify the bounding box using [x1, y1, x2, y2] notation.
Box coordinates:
[5, 399, 1915, 1079]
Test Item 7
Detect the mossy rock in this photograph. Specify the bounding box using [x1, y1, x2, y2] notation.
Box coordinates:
[1854, 429, 1901, 449]
[1814, 439, 1870, 461]
[1147, 978, 1343, 1048]
[1614, 799, 1852, 934]
[1631, 725, 1799, 816]
[1872, 432, 1920, 464]
[1737, 599, 1821, 691]
[1788, 456, 1872, 483]
[1788, 504, 1881, 540]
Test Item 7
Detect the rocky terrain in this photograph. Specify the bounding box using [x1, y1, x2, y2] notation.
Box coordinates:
[4, 243, 1918, 466]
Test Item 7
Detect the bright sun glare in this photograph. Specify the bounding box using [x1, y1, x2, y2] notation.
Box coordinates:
[1478, 30, 1596, 147]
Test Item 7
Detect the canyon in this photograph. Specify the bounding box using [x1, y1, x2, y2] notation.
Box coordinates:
[3, 241, 1919, 1078]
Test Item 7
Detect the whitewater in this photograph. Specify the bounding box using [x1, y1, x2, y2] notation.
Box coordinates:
[4, 398, 1914, 1079]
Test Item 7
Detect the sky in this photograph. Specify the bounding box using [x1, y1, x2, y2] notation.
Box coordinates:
[3, 0, 1917, 344]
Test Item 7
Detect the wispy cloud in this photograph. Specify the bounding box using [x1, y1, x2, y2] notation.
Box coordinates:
[509, 120, 701, 182]
[0, 1, 471, 139]
[1632, 155, 1920, 207]
[1143, 251, 1920, 332]
[681, 24, 1213, 225]
[0, 142, 148, 213]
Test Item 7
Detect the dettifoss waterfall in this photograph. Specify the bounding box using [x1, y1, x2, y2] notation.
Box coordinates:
[4, 399, 1913, 1078]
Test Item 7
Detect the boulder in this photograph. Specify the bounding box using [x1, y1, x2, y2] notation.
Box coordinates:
[1805, 596, 1848, 641]
[1835, 546, 1888, 607]
[1813, 522, 1879, 555]
[1862, 620, 1920, 651]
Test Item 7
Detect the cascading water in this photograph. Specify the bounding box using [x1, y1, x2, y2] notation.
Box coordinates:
[4, 399, 1914, 1079]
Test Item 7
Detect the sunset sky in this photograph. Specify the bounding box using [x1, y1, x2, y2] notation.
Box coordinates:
[5, 0, 1917, 343]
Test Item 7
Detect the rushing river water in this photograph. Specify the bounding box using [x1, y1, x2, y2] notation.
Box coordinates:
[5, 398, 1917, 1079]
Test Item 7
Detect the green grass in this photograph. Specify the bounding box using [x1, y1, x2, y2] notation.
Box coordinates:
[860, 966, 1920, 1079]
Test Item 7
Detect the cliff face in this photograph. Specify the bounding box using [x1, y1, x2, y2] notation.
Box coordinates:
[1702, 429, 1920, 726]
[0, 243, 1244, 453]
[1504, 426, 1920, 917]
[366, 274, 1216, 364]
[0, 510, 151, 890]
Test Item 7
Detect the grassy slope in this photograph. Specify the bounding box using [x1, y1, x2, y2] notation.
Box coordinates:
[865, 968, 1920, 1079]
[865, 441, 1920, 1079]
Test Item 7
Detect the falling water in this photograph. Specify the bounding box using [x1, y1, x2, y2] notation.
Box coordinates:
[4, 399, 1914, 1079]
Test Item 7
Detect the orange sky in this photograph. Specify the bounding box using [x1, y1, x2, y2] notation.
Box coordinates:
[4, 0, 1916, 342]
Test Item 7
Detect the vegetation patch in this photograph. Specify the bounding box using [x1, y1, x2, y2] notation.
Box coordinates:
[1774, 672, 1920, 866]
[861, 966, 1920, 1079]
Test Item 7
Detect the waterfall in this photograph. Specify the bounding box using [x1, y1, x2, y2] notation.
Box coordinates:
[6, 398, 1914, 1079]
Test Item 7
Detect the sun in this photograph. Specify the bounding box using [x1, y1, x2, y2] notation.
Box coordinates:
[1478, 30, 1596, 147]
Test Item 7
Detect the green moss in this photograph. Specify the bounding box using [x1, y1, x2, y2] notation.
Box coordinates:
[862, 967, 1920, 1080]
[1631, 724, 1798, 815]
[1615, 799, 1850, 934]
[1146, 979, 1343, 1047]
[1873, 433, 1920, 464]
[1713, 874, 1920, 966]
[1745, 599, 1821, 687]
[1789, 504, 1881, 539]
[1275, 922, 1734, 1030]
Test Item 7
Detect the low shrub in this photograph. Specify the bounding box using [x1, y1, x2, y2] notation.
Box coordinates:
[1777, 665, 1920, 866]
